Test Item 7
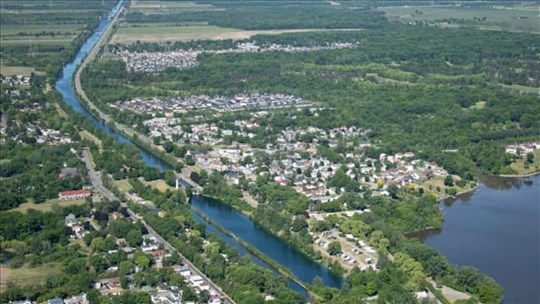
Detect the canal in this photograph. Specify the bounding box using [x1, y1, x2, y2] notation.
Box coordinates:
[416, 174, 540, 304]
[54, 0, 342, 295]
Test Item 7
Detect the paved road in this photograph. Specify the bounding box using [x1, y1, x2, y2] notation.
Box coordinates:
[81, 148, 235, 303]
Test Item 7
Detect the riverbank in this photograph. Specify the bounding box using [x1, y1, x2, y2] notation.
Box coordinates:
[190, 204, 305, 282]
[436, 184, 480, 203]
[498, 171, 540, 178]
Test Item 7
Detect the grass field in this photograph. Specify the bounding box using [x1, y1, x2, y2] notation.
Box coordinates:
[0, 38, 73, 46]
[0, 66, 38, 76]
[113, 179, 133, 193]
[500, 84, 540, 95]
[80, 130, 103, 150]
[378, 6, 539, 33]
[142, 178, 174, 192]
[0, 263, 60, 292]
[54, 103, 68, 118]
[11, 198, 86, 214]
[418, 176, 474, 199]
[131, 1, 213, 10]
[508, 149, 540, 176]
[111, 25, 361, 43]
[0, 24, 82, 36]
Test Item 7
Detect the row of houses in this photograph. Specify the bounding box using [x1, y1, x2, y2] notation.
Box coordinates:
[505, 141, 540, 155]
[120, 41, 357, 72]
[111, 93, 313, 114]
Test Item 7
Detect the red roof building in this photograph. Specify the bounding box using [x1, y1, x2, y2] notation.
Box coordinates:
[59, 189, 91, 201]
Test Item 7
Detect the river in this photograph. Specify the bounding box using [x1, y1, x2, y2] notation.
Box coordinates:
[53, 0, 341, 295]
[415, 174, 540, 303]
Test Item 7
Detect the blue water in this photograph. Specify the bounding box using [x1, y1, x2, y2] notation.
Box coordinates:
[191, 195, 344, 288]
[53, 0, 340, 294]
[54, 0, 168, 172]
[420, 175, 540, 304]
[190, 211, 308, 296]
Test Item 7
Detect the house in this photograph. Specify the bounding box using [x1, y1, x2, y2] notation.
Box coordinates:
[65, 213, 77, 227]
[48, 298, 63, 304]
[59, 167, 79, 179]
[173, 265, 191, 277]
[208, 296, 222, 304]
[59, 189, 91, 201]
[64, 293, 89, 304]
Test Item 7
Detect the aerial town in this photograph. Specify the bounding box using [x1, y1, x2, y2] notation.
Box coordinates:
[2, 0, 539, 303]
[120, 42, 358, 72]
[110, 93, 313, 114]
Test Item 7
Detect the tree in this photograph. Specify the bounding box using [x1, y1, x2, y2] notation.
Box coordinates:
[119, 260, 133, 276]
[444, 175, 454, 186]
[526, 152, 534, 164]
[327, 241, 342, 256]
[185, 154, 195, 166]
[126, 229, 143, 247]
[135, 251, 150, 270]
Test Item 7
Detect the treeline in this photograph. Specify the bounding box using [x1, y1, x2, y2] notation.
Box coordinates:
[125, 6, 387, 30]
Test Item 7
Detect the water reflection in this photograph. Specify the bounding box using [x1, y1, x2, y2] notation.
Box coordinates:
[419, 174, 540, 303]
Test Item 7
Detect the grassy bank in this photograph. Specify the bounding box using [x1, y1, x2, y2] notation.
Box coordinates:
[189, 204, 312, 292]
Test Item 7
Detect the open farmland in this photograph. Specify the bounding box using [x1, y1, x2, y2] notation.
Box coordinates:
[111, 25, 361, 43]
[378, 6, 540, 33]
[130, 0, 215, 10]
[0, 0, 115, 75]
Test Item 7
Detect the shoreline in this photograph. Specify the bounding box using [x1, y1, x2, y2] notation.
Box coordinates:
[497, 171, 540, 178]
[436, 184, 480, 203]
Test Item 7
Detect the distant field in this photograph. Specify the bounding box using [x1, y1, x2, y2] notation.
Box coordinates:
[131, 1, 214, 10]
[111, 25, 361, 43]
[500, 84, 540, 95]
[0, 38, 73, 46]
[0, 24, 81, 36]
[378, 6, 539, 33]
[11, 198, 86, 213]
[0, 66, 37, 76]
[0, 263, 60, 292]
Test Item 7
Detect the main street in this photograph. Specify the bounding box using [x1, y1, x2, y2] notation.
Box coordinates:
[81, 148, 235, 304]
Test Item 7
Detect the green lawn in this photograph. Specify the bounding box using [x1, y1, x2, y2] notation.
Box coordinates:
[507, 149, 540, 176]
[0, 66, 38, 76]
[0, 263, 61, 292]
[142, 178, 175, 192]
[113, 179, 133, 193]
[11, 198, 87, 213]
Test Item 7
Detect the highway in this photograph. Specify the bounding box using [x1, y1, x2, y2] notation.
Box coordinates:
[81, 148, 235, 303]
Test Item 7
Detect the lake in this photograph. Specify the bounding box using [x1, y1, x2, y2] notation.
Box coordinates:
[417, 174, 540, 303]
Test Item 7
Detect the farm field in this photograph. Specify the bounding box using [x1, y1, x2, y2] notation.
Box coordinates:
[378, 6, 539, 33]
[111, 25, 361, 43]
[0, 0, 114, 74]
